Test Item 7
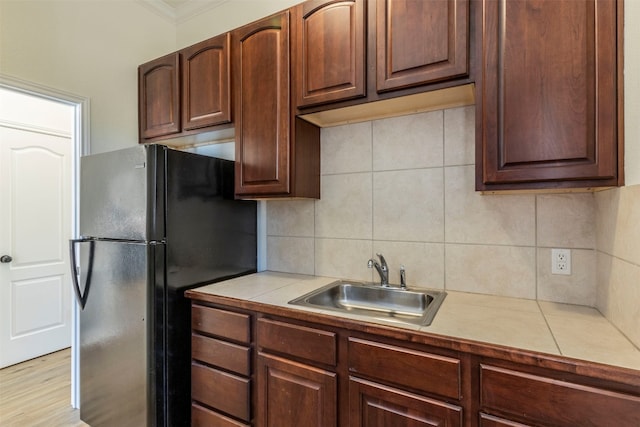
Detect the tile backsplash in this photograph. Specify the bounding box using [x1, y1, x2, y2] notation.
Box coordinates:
[266, 106, 598, 305]
[595, 185, 640, 348]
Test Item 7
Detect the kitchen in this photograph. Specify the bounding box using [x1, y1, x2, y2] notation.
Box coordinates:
[1, 0, 639, 426]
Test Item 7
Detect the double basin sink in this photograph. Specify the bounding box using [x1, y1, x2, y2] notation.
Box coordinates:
[289, 280, 446, 326]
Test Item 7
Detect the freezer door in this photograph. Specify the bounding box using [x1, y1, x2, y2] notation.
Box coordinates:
[77, 239, 163, 427]
[80, 145, 155, 240]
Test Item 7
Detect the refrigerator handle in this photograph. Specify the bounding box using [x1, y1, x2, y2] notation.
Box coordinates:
[69, 238, 96, 310]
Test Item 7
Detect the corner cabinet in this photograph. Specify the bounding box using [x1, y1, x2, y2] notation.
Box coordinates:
[232, 11, 320, 199]
[476, 0, 623, 191]
[138, 33, 232, 143]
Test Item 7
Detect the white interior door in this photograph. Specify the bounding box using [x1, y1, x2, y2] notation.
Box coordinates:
[0, 125, 73, 368]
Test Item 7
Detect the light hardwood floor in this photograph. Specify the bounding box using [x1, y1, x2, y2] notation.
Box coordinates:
[0, 348, 88, 426]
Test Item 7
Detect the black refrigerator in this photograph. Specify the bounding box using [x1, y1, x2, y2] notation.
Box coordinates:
[70, 144, 257, 427]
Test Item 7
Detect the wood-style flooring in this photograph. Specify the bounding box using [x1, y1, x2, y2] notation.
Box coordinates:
[0, 348, 88, 427]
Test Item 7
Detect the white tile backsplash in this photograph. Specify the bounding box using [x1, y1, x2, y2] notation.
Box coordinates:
[444, 166, 536, 246]
[316, 173, 372, 239]
[265, 106, 609, 306]
[373, 168, 444, 242]
[321, 121, 372, 175]
[372, 111, 443, 171]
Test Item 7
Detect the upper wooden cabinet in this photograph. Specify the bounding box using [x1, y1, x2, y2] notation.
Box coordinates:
[181, 33, 231, 131]
[233, 11, 321, 199]
[376, 0, 469, 92]
[294, 0, 471, 112]
[476, 0, 623, 191]
[138, 34, 231, 143]
[293, 0, 366, 107]
[139, 53, 180, 140]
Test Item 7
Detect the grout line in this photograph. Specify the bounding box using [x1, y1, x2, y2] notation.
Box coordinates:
[537, 300, 564, 355]
[442, 111, 447, 291]
[534, 195, 538, 300]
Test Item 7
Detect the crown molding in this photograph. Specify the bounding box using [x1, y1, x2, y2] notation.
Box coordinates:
[137, 0, 229, 24]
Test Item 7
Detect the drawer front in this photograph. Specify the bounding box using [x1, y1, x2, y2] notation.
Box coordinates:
[192, 334, 251, 376]
[257, 318, 337, 366]
[192, 403, 249, 427]
[349, 377, 462, 427]
[480, 364, 640, 427]
[192, 363, 250, 422]
[349, 337, 461, 400]
[192, 304, 250, 344]
[479, 413, 532, 427]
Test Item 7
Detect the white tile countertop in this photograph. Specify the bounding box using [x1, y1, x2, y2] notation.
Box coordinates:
[191, 271, 640, 371]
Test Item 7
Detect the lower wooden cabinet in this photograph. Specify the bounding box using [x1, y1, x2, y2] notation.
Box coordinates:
[188, 297, 640, 427]
[479, 364, 640, 427]
[257, 353, 337, 426]
[190, 303, 252, 425]
[349, 377, 462, 427]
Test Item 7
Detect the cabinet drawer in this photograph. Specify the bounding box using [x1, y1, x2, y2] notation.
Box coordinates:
[480, 364, 640, 426]
[192, 334, 250, 376]
[192, 304, 250, 344]
[257, 318, 337, 366]
[349, 377, 462, 426]
[192, 363, 250, 422]
[349, 337, 461, 400]
[192, 403, 249, 427]
[479, 413, 532, 427]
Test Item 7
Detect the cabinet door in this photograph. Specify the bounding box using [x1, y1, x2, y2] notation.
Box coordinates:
[233, 12, 291, 196]
[349, 377, 462, 426]
[138, 52, 180, 140]
[376, 0, 469, 92]
[181, 33, 231, 131]
[477, 0, 620, 190]
[257, 353, 337, 427]
[294, 0, 366, 107]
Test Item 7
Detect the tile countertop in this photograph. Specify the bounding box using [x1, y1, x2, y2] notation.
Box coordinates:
[191, 271, 640, 371]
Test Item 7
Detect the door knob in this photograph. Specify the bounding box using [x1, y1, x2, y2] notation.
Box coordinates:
[0, 255, 12, 263]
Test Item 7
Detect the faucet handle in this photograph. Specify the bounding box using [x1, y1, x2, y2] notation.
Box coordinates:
[400, 265, 407, 289]
[376, 253, 388, 270]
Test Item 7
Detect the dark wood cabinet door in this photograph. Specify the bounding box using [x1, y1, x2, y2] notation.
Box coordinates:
[477, 0, 621, 190]
[294, 0, 366, 107]
[349, 377, 462, 427]
[376, 0, 469, 92]
[181, 33, 231, 131]
[257, 353, 337, 427]
[233, 12, 291, 196]
[138, 52, 180, 140]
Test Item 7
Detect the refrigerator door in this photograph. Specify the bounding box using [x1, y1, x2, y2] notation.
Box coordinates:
[80, 145, 160, 240]
[163, 150, 257, 426]
[76, 239, 164, 427]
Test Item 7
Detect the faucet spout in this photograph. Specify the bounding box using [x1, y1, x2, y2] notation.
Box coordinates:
[367, 253, 389, 286]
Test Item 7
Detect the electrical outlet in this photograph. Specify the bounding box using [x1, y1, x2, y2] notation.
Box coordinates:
[551, 248, 571, 275]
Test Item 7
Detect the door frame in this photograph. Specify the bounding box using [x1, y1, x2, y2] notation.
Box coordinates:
[0, 74, 90, 408]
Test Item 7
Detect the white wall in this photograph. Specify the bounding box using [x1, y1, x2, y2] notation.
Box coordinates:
[0, 0, 175, 154]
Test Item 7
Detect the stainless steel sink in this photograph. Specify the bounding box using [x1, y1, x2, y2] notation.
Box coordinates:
[288, 280, 446, 326]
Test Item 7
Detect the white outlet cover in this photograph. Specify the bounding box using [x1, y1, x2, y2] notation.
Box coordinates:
[551, 248, 571, 275]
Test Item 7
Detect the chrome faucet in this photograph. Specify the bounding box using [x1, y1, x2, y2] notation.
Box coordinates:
[368, 253, 389, 286]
